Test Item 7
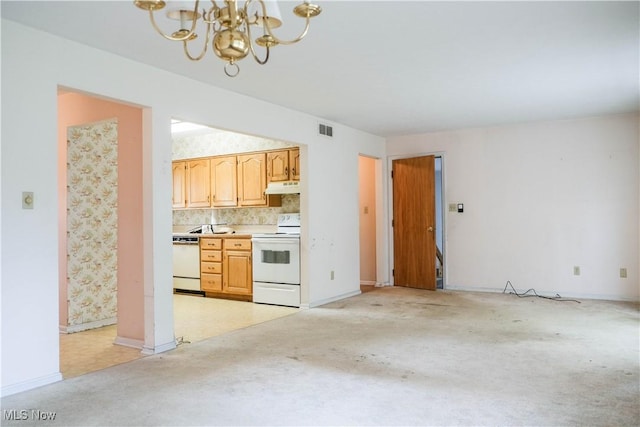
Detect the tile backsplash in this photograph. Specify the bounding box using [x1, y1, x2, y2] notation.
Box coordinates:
[172, 194, 300, 226]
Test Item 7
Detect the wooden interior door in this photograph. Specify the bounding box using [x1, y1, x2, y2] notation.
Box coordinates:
[392, 156, 436, 290]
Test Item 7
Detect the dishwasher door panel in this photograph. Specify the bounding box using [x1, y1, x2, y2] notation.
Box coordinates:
[172, 243, 200, 279]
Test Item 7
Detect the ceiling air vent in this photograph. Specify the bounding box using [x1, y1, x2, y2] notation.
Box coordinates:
[318, 123, 333, 138]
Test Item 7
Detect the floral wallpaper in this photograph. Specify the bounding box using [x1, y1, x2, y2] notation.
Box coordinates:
[172, 128, 300, 227]
[172, 129, 294, 160]
[67, 119, 118, 328]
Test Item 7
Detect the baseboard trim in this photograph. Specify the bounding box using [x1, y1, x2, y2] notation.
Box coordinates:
[61, 317, 117, 334]
[309, 289, 362, 308]
[1, 372, 63, 397]
[114, 336, 144, 350]
[445, 284, 640, 302]
[360, 280, 377, 286]
[141, 340, 177, 355]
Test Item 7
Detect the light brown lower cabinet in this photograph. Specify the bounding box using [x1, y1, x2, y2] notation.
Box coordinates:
[200, 236, 252, 301]
[200, 238, 222, 292]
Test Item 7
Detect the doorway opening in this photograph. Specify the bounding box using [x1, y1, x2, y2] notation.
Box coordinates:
[170, 121, 301, 344]
[58, 89, 145, 378]
[435, 157, 444, 289]
[358, 155, 379, 293]
[391, 154, 445, 290]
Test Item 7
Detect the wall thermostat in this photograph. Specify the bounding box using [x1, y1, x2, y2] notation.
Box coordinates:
[457, 203, 464, 213]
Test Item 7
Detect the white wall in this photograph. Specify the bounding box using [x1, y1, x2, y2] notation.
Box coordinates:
[0, 19, 386, 395]
[387, 114, 639, 301]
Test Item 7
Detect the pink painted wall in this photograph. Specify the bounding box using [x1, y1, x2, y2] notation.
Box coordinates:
[358, 156, 377, 283]
[58, 91, 144, 342]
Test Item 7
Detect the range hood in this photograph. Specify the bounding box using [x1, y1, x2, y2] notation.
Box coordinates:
[265, 181, 301, 195]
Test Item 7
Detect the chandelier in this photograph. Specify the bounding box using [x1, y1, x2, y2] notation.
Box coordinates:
[134, 0, 322, 77]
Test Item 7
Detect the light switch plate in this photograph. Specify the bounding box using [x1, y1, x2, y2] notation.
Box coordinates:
[22, 192, 34, 209]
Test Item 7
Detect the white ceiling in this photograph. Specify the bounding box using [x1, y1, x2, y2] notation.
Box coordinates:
[2, 1, 638, 137]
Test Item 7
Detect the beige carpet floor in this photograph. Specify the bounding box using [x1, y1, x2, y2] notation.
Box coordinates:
[2, 287, 639, 426]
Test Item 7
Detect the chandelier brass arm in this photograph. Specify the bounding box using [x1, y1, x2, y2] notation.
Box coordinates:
[182, 7, 220, 62]
[182, 21, 212, 62]
[134, 0, 322, 77]
[137, 0, 201, 42]
[244, 0, 314, 47]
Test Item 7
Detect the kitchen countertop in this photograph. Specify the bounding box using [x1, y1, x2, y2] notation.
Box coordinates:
[172, 224, 277, 238]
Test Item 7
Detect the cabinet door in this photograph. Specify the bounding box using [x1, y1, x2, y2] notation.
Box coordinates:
[267, 150, 290, 183]
[172, 161, 187, 208]
[289, 148, 300, 181]
[223, 249, 252, 295]
[211, 156, 237, 207]
[187, 159, 211, 208]
[237, 153, 267, 206]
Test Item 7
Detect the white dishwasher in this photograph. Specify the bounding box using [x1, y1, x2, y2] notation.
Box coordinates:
[172, 236, 201, 292]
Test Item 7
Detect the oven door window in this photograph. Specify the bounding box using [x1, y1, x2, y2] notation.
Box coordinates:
[261, 249, 290, 264]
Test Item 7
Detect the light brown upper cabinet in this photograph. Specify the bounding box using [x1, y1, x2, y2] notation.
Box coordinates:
[186, 159, 211, 208]
[267, 148, 300, 183]
[267, 150, 290, 182]
[289, 148, 300, 181]
[210, 155, 238, 208]
[172, 161, 187, 208]
[237, 153, 281, 207]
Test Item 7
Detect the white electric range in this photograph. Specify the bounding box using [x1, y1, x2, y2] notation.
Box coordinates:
[251, 213, 300, 307]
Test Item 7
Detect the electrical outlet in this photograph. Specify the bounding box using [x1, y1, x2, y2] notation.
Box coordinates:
[573, 266, 581, 276]
[620, 268, 627, 279]
[449, 203, 457, 212]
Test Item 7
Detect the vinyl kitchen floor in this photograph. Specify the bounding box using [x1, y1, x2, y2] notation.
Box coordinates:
[59, 294, 298, 379]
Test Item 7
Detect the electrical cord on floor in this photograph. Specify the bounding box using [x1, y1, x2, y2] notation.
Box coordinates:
[175, 336, 191, 346]
[502, 280, 581, 303]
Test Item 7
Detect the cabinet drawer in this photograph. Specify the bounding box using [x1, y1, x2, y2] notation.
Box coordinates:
[224, 239, 251, 251]
[201, 273, 222, 291]
[201, 261, 222, 274]
[201, 250, 222, 262]
[201, 238, 222, 250]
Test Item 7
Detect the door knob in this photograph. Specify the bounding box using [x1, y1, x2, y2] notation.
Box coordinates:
[428, 226, 434, 232]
